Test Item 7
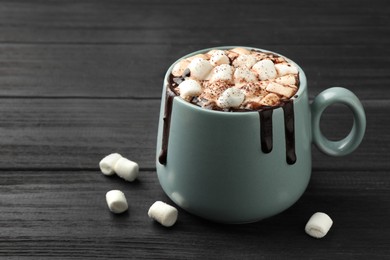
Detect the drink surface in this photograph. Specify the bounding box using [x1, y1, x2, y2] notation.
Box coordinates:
[168, 47, 299, 111]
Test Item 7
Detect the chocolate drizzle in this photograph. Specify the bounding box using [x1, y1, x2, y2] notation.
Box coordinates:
[281, 100, 296, 164]
[159, 69, 191, 165]
[259, 108, 273, 153]
[158, 90, 176, 165]
[258, 100, 296, 164]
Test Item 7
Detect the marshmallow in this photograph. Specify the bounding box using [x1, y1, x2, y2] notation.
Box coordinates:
[234, 67, 257, 83]
[275, 63, 299, 76]
[148, 201, 178, 227]
[217, 87, 245, 108]
[178, 79, 202, 99]
[266, 82, 296, 98]
[229, 47, 251, 55]
[211, 64, 233, 82]
[186, 53, 209, 62]
[274, 75, 297, 86]
[113, 157, 139, 182]
[106, 190, 128, 214]
[99, 153, 123, 175]
[259, 93, 280, 106]
[305, 212, 333, 238]
[253, 59, 277, 80]
[188, 58, 213, 80]
[210, 50, 230, 66]
[172, 59, 190, 77]
[232, 54, 257, 68]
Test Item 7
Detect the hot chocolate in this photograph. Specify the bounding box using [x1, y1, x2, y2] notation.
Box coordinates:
[168, 47, 299, 111]
[160, 47, 300, 165]
[157, 46, 366, 223]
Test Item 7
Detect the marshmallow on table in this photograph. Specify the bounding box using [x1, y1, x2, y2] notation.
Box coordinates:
[305, 212, 333, 238]
[99, 153, 123, 175]
[114, 157, 139, 182]
[106, 190, 128, 214]
[148, 201, 178, 227]
[253, 59, 277, 80]
[217, 87, 245, 109]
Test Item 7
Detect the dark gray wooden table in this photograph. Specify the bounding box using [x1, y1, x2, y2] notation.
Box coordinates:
[1, 0, 389, 259]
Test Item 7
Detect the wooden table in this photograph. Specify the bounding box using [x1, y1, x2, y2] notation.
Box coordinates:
[1, 0, 389, 258]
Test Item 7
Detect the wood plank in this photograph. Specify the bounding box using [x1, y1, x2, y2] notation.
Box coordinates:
[0, 43, 389, 99]
[0, 44, 172, 98]
[0, 98, 386, 170]
[0, 98, 160, 169]
[0, 169, 389, 258]
[0, 0, 388, 259]
[0, 0, 388, 45]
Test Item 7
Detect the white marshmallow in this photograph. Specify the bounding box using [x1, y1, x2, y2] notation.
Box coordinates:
[186, 53, 208, 62]
[234, 67, 257, 83]
[229, 47, 251, 55]
[275, 63, 299, 76]
[178, 79, 202, 99]
[266, 82, 296, 98]
[274, 75, 297, 85]
[209, 50, 230, 66]
[114, 157, 139, 182]
[148, 201, 178, 227]
[99, 153, 123, 176]
[211, 64, 233, 82]
[187, 58, 213, 80]
[232, 54, 257, 68]
[217, 87, 245, 109]
[260, 93, 280, 106]
[253, 59, 277, 80]
[172, 59, 190, 77]
[106, 190, 128, 214]
[305, 212, 333, 238]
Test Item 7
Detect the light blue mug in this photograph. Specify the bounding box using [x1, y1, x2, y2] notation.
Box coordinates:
[156, 46, 366, 223]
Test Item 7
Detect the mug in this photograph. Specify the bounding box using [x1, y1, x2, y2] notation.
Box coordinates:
[156, 46, 366, 223]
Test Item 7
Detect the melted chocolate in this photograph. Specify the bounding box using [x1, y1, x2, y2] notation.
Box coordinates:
[259, 108, 273, 153]
[158, 90, 176, 165]
[282, 100, 296, 164]
[258, 101, 296, 164]
[170, 68, 191, 88]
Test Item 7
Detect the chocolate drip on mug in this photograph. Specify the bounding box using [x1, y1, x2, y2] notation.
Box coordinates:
[259, 109, 273, 153]
[258, 100, 297, 165]
[158, 91, 176, 165]
[282, 100, 296, 164]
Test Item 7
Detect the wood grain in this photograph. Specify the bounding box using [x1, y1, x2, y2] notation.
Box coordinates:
[0, 0, 389, 99]
[0, 0, 389, 258]
[0, 170, 389, 259]
[0, 44, 389, 99]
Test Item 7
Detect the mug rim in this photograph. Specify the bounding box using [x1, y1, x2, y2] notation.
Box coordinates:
[164, 46, 307, 114]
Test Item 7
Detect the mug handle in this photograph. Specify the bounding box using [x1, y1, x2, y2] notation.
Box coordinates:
[311, 87, 366, 156]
